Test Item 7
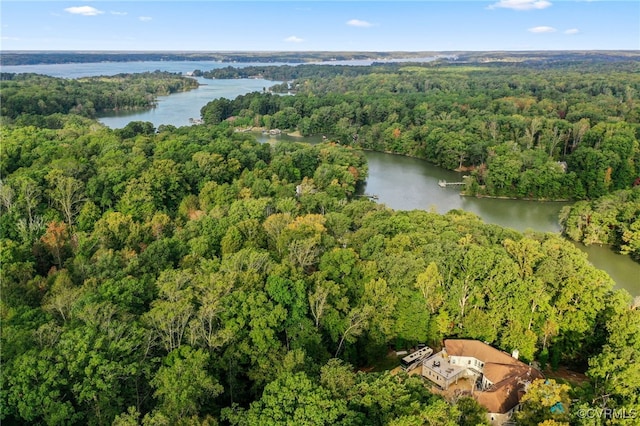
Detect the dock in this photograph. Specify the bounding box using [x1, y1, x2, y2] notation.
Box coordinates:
[438, 180, 466, 188]
[357, 193, 379, 200]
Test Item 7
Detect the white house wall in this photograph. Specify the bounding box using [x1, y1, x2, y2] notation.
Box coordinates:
[482, 375, 494, 390]
[450, 356, 485, 374]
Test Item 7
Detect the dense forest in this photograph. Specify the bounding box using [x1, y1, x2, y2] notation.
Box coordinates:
[0, 72, 199, 120]
[201, 61, 640, 203]
[560, 187, 640, 261]
[1, 65, 639, 425]
[195, 64, 386, 81]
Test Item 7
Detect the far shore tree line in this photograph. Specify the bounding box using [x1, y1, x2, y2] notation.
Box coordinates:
[199, 61, 640, 260]
[0, 71, 199, 120]
[200, 61, 640, 203]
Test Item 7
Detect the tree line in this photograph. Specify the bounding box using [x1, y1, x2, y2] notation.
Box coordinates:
[0, 72, 199, 121]
[196, 64, 397, 82]
[201, 61, 640, 201]
[560, 187, 640, 261]
[1, 51, 436, 66]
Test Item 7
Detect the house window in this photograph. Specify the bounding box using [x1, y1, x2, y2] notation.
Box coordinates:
[468, 360, 471, 365]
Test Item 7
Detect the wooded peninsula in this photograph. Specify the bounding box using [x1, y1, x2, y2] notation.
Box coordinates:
[1, 54, 639, 425]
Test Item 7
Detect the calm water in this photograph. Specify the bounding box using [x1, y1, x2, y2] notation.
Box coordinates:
[1, 57, 440, 78]
[257, 139, 566, 233]
[363, 152, 639, 296]
[7, 61, 639, 296]
[2, 61, 281, 129]
[259, 140, 640, 296]
[0, 60, 292, 78]
[98, 77, 278, 128]
[363, 151, 567, 233]
[573, 243, 640, 298]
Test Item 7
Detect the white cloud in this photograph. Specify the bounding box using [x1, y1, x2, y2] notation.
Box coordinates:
[347, 19, 373, 28]
[1, 36, 21, 41]
[139, 16, 152, 21]
[111, 11, 128, 16]
[64, 6, 104, 16]
[528, 26, 557, 33]
[284, 35, 304, 43]
[488, 0, 552, 10]
[564, 28, 579, 34]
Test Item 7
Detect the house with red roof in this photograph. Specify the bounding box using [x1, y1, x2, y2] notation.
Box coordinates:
[422, 339, 544, 425]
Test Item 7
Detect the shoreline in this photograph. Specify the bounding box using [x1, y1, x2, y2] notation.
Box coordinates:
[235, 127, 306, 138]
[358, 147, 572, 202]
[461, 193, 571, 202]
[234, 131, 574, 203]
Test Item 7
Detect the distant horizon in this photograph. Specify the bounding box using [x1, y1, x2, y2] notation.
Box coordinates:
[2, 1, 638, 51]
[3, 49, 640, 53]
[4, 50, 639, 67]
[0, 48, 640, 55]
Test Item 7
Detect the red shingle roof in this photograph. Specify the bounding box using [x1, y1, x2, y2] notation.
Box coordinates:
[444, 339, 519, 366]
[443, 339, 544, 414]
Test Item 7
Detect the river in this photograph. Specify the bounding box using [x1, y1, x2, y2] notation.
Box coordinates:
[363, 150, 639, 296]
[98, 77, 278, 128]
[1, 60, 292, 79]
[6, 61, 639, 296]
[2, 60, 283, 129]
[260, 141, 640, 298]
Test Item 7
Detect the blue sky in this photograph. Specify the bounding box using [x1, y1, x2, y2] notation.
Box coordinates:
[1, 1, 638, 51]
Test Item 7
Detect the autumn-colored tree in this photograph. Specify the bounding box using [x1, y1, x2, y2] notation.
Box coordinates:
[40, 220, 70, 268]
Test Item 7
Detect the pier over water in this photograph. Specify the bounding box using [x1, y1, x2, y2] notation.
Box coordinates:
[438, 180, 466, 188]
